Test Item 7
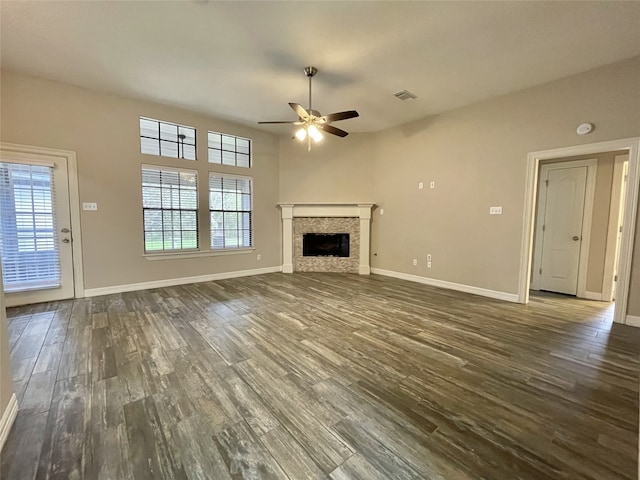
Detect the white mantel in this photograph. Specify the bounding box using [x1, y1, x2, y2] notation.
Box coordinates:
[278, 203, 375, 274]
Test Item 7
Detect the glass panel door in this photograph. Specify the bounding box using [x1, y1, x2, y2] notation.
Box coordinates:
[0, 151, 75, 306]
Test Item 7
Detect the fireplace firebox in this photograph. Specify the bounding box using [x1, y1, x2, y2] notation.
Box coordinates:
[302, 233, 350, 257]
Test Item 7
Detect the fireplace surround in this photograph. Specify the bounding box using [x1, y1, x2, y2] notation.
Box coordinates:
[278, 203, 375, 274]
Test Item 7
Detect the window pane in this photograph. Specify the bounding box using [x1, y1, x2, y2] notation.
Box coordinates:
[160, 122, 178, 142]
[208, 132, 221, 150]
[178, 126, 196, 145]
[208, 149, 222, 164]
[182, 144, 196, 161]
[0, 163, 61, 291]
[236, 138, 250, 154]
[140, 118, 158, 138]
[145, 232, 163, 251]
[144, 210, 162, 231]
[221, 135, 235, 151]
[237, 153, 250, 168]
[221, 150, 235, 166]
[210, 191, 222, 210]
[160, 140, 178, 158]
[224, 211, 238, 230]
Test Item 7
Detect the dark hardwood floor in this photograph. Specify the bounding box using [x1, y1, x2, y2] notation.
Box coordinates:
[1, 273, 638, 479]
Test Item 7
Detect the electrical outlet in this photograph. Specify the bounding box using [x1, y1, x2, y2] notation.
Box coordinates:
[489, 206, 503, 215]
[418, 182, 424, 190]
[430, 181, 435, 189]
[427, 261, 432, 268]
[412, 259, 418, 266]
[83, 202, 98, 211]
[257, 254, 261, 261]
[427, 254, 432, 261]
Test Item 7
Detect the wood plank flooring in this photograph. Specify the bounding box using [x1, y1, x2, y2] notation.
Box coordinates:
[1, 273, 638, 479]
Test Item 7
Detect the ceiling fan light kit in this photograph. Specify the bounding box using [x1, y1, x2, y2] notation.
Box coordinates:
[259, 66, 359, 151]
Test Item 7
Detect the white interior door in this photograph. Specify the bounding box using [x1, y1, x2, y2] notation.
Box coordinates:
[0, 153, 75, 306]
[537, 165, 588, 295]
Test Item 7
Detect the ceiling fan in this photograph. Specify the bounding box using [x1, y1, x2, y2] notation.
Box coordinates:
[258, 66, 359, 150]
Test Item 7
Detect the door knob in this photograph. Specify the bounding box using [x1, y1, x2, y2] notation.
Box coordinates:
[572, 236, 580, 241]
[61, 238, 70, 243]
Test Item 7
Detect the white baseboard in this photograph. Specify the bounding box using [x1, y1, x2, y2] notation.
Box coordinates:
[371, 268, 519, 303]
[583, 291, 603, 301]
[0, 393, 18, 451]
[625, 315, 640, 327]
[84, 266, 282, 297]
[358, 265, 371, 275]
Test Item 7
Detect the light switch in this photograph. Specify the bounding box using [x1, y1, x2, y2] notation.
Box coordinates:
[418, 182, 424, 190]
[83, 202, 98, 211]
[489, 206, 503, 215]
[430, 181, 435, 189]
[380, 208, 384, 215]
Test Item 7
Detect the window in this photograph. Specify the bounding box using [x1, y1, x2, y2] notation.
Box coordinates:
[208, 131, 251, 168]
[209, 174, 252, 250]
[0, 162, 60, 291]
[140, 117, 196, 160]
[142, 166, 198, 252]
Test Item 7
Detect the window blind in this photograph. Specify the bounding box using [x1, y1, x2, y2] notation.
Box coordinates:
[0, 162, 61, 292]
[142, 166, 198, 252]
[209, 174, 252, 250]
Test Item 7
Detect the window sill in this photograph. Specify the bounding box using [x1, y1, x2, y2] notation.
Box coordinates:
[144, 248, 255, 261]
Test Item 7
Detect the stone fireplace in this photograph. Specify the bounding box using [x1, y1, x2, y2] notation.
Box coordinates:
[278, 203, 375, 274]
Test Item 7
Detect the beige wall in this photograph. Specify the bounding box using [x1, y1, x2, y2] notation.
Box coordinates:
[279, 133, 375, 203]
[0, 71, 281, 290]
[371, 57, 640, 295]
[0, 260, 14, 424]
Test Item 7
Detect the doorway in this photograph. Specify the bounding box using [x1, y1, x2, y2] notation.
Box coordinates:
[531, 160, 595, 296]
[519, 138, 640, 325]
[0, 144, 83, 306]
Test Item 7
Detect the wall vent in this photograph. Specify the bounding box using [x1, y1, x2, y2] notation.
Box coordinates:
[394, 90, 417, 101]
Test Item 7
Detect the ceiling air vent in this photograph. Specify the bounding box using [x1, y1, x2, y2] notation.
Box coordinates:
[394, 90, 417, 101]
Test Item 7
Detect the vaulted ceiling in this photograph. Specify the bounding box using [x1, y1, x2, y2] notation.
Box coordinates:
[1, 1, 639, 133]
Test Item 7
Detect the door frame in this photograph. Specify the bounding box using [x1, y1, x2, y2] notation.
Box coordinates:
[519, 137, 640, 325]
[0, 142, 84, 299]
[531, 159, 597, 298]
[602, 155, 629, 302]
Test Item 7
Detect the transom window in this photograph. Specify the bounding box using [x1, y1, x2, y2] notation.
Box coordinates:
[208, 131, 251, 168]
[142, 166, 198, 252]
[209, 174, 252, 250]
[140, 117, 196, 160]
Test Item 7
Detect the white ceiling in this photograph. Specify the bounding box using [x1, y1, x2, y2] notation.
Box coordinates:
[1, 1, 639, 134]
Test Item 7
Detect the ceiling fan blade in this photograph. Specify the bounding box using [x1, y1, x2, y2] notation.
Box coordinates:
[321, 110, 359, 123]
[289, 103, 310, 120]
[258, 120, 298, 124]
[319, 124, 349, 137]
